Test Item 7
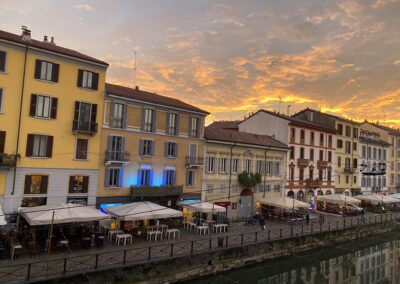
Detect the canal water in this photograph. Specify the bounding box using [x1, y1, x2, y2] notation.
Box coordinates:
[186, 232, 400, 284]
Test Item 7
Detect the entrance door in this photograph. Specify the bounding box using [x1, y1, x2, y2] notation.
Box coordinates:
[239, 188, 254, 221]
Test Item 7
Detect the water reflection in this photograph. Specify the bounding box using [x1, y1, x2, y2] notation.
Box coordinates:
[188, 233, 400, 284]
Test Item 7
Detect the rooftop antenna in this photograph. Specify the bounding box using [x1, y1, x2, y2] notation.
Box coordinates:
[133, 50, 137, 87]
[319, 98, 322, 111]
[287, 105, 292, 116]
[278, 97, 282, 113]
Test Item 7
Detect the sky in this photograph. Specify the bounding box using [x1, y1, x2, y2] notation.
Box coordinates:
[1, 0, 400, 126]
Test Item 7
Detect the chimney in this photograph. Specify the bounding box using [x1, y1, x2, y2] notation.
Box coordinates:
[49, 36, 56, 45]
[135, 86, 139, 90]
[43, 35, 48, 42]
[21, 26, 31, 42]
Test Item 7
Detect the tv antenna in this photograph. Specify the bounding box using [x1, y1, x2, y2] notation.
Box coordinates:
[278, 97, 282, 113]
[133, 50, 137, 87]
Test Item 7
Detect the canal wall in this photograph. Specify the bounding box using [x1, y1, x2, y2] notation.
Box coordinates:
[35, 221, 398, 284]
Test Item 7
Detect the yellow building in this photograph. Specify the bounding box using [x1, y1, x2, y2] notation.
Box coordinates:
[97, 83, 208, 208]
[0, 27, 108, 214]
[203, 122, 288, 221]
[361, 121, 400, 193]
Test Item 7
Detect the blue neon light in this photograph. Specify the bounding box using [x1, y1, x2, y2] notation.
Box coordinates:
[100, 203, 122, 214]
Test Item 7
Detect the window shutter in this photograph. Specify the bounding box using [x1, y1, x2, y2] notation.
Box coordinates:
[29, 94, 37, 116]
[51, 63, 60, 82]
[24, 175, 32, 194]
[73, 101, 80, 120]
[77, 69, 83, 87]
[162, 170, 167, 185]
[91, 104, 97, 125]
[165, 113, 170, 135]
[109, 102, 114, 128]
[214, 158, 218, 173]
[46, 136, 54, 158]
[175, 143, 178, 158]
[152, 110, 157, 133]
[122, 104, 127, 129]
[137, 170, 142, 186]
[176, 114, 180, 136]
[34, 60, 41, 79]
[164, 142, 168, 157]
[107, 136, 113, 159]
[50, 97, 58, 119]
[0, 51, 6, 71]
[68, 176, 75, 193]
[188, 117, 193, 137]
[196, 118, 200, 138]
[92, 72, 99, 90]
[104, 169, 110, 187]
[121, 137, 126, 152]
[173, 170, 176, 185]
[140, 108, 145, 131]
[150, 141, 155, 156]
[41, 175, 49, 194]
[186, 171, 190, 186]
[0, 131, 5, 153]
[139, 139, 144, 155]
[118, 169, 123, 187]
[26, 134, 34, 157]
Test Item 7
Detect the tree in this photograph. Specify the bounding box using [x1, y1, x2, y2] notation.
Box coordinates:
[238, 171, 262, 188]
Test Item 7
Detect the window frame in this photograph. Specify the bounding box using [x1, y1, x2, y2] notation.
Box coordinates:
[186, 170, 196, 187]
[74, 137, 89, 160]
[0, 87, 4, 113]
[24, 174, 48, 194]
[0, 49, 8, 73]
[140, 139, 154, 156]
[167, 113, 178, 136]
[143, 109, 154, 132]
[105, 168, 122, 188]
[165, 141, 177, 158]
[32, 134, 48, 157]
[68, 175, 89, 194]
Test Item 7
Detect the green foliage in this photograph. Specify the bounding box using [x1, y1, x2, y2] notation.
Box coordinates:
[238, 171, 262, 188]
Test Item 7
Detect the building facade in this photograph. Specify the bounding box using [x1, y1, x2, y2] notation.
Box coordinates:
[97, 83, 208, 209]
[0, 28, 108, 215]
[238, 110, 336, 201]
[202, 122, 288, 221]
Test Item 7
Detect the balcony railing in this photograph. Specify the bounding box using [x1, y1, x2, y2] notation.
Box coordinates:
[72, 120, 98, 134]
[0, 153, 17, 169]
[297, 158, 309, 167]
[317, 160, 328, 168]
[104, 150, 130, 163]
[306, 179, 322, 188]
[185, 156, 204, 167]
[130, 185, 183, 197]
[344, 167, 353, 174]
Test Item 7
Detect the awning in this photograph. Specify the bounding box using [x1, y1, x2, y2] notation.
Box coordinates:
[0, 205, 6, 226]
[317, 194, 361, 205]
[389, 193, 400, 199]
[104, 202, 183, 221]
[178, 201, 226, 213]
[354, 194, 400, 205]
[18, 203, 109, 226]
[259, 197, 310, 209]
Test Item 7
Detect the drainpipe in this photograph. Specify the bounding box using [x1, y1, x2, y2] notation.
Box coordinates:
[228, 143, 235, 199]
[263, 149, 268, 198]
[11, 45, 28, 195]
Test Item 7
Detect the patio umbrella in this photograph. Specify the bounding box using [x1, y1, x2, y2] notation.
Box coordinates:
[178, 201, 226, 213]
[259, 197, 310, 210]
[388, 193, 400, 199]
[354, 194, 400, 205]
[0, 205, 6, 226]
[316, 194, 361, 205]
[18, 203, 109, 226]
[104, 202, 183, 221]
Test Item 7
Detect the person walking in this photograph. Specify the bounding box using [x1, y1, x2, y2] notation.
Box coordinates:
[260, 216, 265, 230]
[306, 213, 310, 225]
[361, 208, 365, 224]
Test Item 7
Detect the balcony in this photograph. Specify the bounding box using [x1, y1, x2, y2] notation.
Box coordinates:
[72, 120, 98, 135]
[185, 156, 204, 167]
[130, 185, 183, 197]
[306, 179, 322, 188]
[104, 150, 130, 164]
[0, 154, 17, 169]
[297, 158, 309, 167]
[317, 160, 328, 168]
[344, 167, 353, 174]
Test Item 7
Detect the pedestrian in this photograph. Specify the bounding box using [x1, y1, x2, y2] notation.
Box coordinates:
[361, 208, 365, 224]
[306, 213, 310, 225]
[319, 213, 324, 224]
[260, 217, 265, 230]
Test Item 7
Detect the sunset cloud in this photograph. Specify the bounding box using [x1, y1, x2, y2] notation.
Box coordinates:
[73, 4, 93, 11]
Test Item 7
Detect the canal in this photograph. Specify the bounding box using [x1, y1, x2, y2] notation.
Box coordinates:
[186, 232, 400, 284]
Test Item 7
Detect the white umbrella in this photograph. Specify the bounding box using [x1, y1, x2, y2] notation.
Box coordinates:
[388, 193, 400, 199]
[18, 203, 109, 226]
[259, 197, 310, 209]
[0, 205, 6, 226]
[317, 194, 361, 205]
[178, 201, 226, 213]
[354, 194, 400, 205]
[104, 202, 183, 221]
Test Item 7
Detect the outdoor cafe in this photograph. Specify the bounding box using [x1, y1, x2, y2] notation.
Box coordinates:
[354, 194, 400, 213]
[316, 194, 362, 216]
[259, 197, 311, 225]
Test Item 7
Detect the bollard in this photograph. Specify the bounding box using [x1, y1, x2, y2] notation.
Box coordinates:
[63, 258, 67, 274]
[241, 233, 244, 245]
[148, 247, 151, 261]
[191, 240, 194, 253]
[301, 225, 304, 234]
[280, 228, 282, 238]
[291, 226, 293, 237]
[26, 263, 31, 281]
[255, 231, 258, 242]
[225, 236, 229, 247]
[320, 222, 322, 232]
[209, 239, 212, 250]
[95, 254, 99, 269]
[123, 250, 127, 264]
[268, 230, 271, 240]
[170, 243, 174, 257]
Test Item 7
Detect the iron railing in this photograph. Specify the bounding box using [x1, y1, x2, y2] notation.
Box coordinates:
[104, 150, 130, 163]
[72, 120, 98, 134]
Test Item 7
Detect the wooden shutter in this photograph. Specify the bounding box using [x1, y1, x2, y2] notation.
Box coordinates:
[83, 176, 89, 193]
[41, 175, 49, 194]
[90, 104, 97, 126]
[174, 142, 178, 158]
[188, 117, 193, 137]
[29, 94, 37, 116]
[104, 169, 110, 187]
[165, 113, 170, 135]
[176, 114, 180, 136]
[24, 175, 32, 194]
[164, 142, 168, 157]
[0, 51, 6, 71]
[122, 105, 127, 129]
[196, 118, 200, 138]
[46, 136, 54, 158]
[140, 108, 145, 131]
[74, 101, 80, 121]
[51, 63, 60, 82]
[109, 102, 114, 128]
[26, 134, 34, 156]
[118, 169, 123, 187]
[150, 141, 155, 156]
[152, 110, 157, 133]
[92, 72, 99, 90]
[68, 176, 75, 193]
[50, 97, 58, 119]
[77, 69, 83, 87]
[0, 131, 5, 153]
[34, 60, 41, 79]
[139, 139, 144, 155]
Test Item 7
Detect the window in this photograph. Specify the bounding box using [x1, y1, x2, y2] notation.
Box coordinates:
[338, 156, 341, 167]
[299, 168, 304, 181]
[77, 69, 99, 90]
[346, 176, 349, 184]
[140, 139, 154, 156]
[105, 168, 123, 187]
[73, 101, 98, 133]
[383, 149, 386, 160]
[0, 50, 7, 72]
[353, 158, 358, 169]
[328, 170, 331, 182]
[291, 128, 295, 140]
[220, 184, 226, 193]
[345, 158, 351, 169]
[300, 130, 305, 141]
[391, 148, 394, 157]
[0, 88, 3, 113]
[0, 131, 5, 155]
[231, 203, 237, 210]
[290, 146, 295, 159]
[165, 141, 177, 158]
[290, 168, 294, 181]
[163, 169, 175, 186]
[328, 135, 332, 146]
[310, 149, 314, 161]
[337, 139, 343, 148]
[232, 158, 240, 173]
[68, 176, 89, 193]
[362, 146, 366, 158]
[353, 127, 358, 138]
[24, 175, 48, 194]
[319, 169, 323, 180]
[378, 149, 382, 160]
[392, 137, 395, 146]
[244, 159, 253, 173]
[345, 126, 351, 137]
[189, 117, 200, 138]
[220, 157, 228, 173]
[373, 148, 377, 159]
[320, 133, 324, 144]
[274, 161, 281, 176]
[109, 103, 127, 129]
[26, 134, 53, 158]
[30, 94, 57, 119]
[319, 150, 323, 161]
[141, 108, 155, 132]
[207, 184, 213, 193]
[186, 170, 196, 186]
[34, 60, 59, 82]
[273, 184, 280, 192]
[207, 156, 216, 173]
[310, 132, 314, 144]
[391, 162, 394, 170]
[232, 184, 238, 193]
[345, 141, 351, 154]
[309, 169, 313, 179]
[75, 138, 88, 160]
[398, 150, 400, 158]
[328, 151, 332, 162]
[166, 113, 178, 135]
[353, 142, 357, 151]
[337, 124, 343, 135]
[300, 147, 304, 159]
[138, 168, 151, 186]
[368, 147, 372, 158]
